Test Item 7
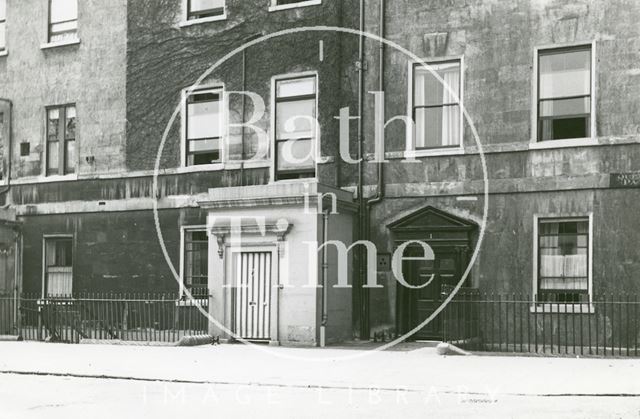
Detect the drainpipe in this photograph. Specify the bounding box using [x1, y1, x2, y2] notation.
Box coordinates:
[356, 0, 368, 341]
[366, 0, 386, 213]
[320, 210, 329, 347]
[0, 98, 13, 199]
[13, 227, 21, 333]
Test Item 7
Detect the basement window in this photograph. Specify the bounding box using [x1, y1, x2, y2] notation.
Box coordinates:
[46, 104, 76, 176]
[537, 45, 592, 142]
[44, 236, 73, 298]
[183, 229, 209, 296]
[185, 88, 224, 166]
[187, 0, 225, 21]
[537, 218, 590, 303]
[274, 75, 318, 181]
[48, 0, 78, 43]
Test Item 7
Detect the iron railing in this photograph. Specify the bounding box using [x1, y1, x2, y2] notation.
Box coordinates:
[1, 290, 211, 344]
[443, 292, 640, 357]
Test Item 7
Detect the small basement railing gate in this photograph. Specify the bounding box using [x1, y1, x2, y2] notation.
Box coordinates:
[442, 290, 640, 357]
[0, 290, 210, 344]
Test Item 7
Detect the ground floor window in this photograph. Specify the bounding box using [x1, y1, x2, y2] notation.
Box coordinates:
[537, 218, 589, 303]
[183, 229, 208, 296]
[44, 236, 73, 297]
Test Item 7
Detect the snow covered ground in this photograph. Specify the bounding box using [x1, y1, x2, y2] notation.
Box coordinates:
[0, 342, 639, 418]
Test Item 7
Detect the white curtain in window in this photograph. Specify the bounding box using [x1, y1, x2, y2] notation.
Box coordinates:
[441, 69, 460, 146]
[414, 73, 426, 149]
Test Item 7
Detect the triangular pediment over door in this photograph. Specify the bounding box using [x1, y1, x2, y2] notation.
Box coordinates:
[388, 205, 477, 242]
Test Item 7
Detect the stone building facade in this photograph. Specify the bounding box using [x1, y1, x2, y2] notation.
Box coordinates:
[0, 0, 639, 345]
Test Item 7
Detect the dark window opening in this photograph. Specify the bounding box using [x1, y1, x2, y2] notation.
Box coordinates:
[20, 143, 30, 157]
[184, 230, 208, 296]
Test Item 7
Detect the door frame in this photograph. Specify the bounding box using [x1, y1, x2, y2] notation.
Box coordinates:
[399, 242, 470, 340]
[388, 206, 477, 340]
[225, 244, 280, 344]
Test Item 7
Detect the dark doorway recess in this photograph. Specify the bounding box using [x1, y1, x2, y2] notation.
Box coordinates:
[388, 206, 477, 340]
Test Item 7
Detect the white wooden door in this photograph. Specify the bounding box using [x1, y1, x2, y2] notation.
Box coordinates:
[234, 252, 272, 340]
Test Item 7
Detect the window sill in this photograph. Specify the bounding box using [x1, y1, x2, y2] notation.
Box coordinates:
[0, 50, 8, 57]
[529, 303, 594, 314]
[178, 14, 227, 27]
[404, 147, 465, 158]
[529, 137, 598, 150]
[272, 177, 318, 185]
[178, 160, 271, 173]
[16, 174, 79, 184]
[178, 163, 224, 173]
[40, 38, 81, 50]
[268, 0, 321, 12]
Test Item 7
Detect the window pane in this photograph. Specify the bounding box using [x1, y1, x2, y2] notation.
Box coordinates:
[185, 230, 208, 288]
[47, 141, 59, 172]
[188, 151, 220, 166]
[277, 77, 316, 98]
[187, 94, 221, 140]
[190, 0, 224, 12]
[50, 0, 77, 24]
[414, 105, 460, 148]
[0, 0, 5, 21]
[539, 116, 589, 141]
[538, 219, 589, 294]
[48, 109, 60, 139]
[51, 20, 77, 33]
[414, 62, 460, 106]
[277, 138, 314, 170]
[539, 49, 590, 99]
[540, 97, 590, 118]
[276, 99, 315, 140]
[0, 22, 5, 51]
[65, 140, 76, 173]
[46, 239, 72, 267]
[189, 138, 219, 153]
[65, 106, 76, 139]
[188, 137, 220, 165]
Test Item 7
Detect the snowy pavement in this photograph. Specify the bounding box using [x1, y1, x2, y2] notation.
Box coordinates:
[0, 342, 639, 418]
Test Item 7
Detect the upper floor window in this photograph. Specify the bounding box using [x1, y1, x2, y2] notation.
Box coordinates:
[269, 0, 321, 10]
[46, 104, 76, 176]
[0, 0, 6, 52]
[187, 0, 225, 20]
[274, 75, 317, 181]
[537, 45, 592, 141]
[185, 88, 223, 166]
[411, 60, 462, 150]
[49, 0, 78, 43]
[537, 218, 590, 303]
